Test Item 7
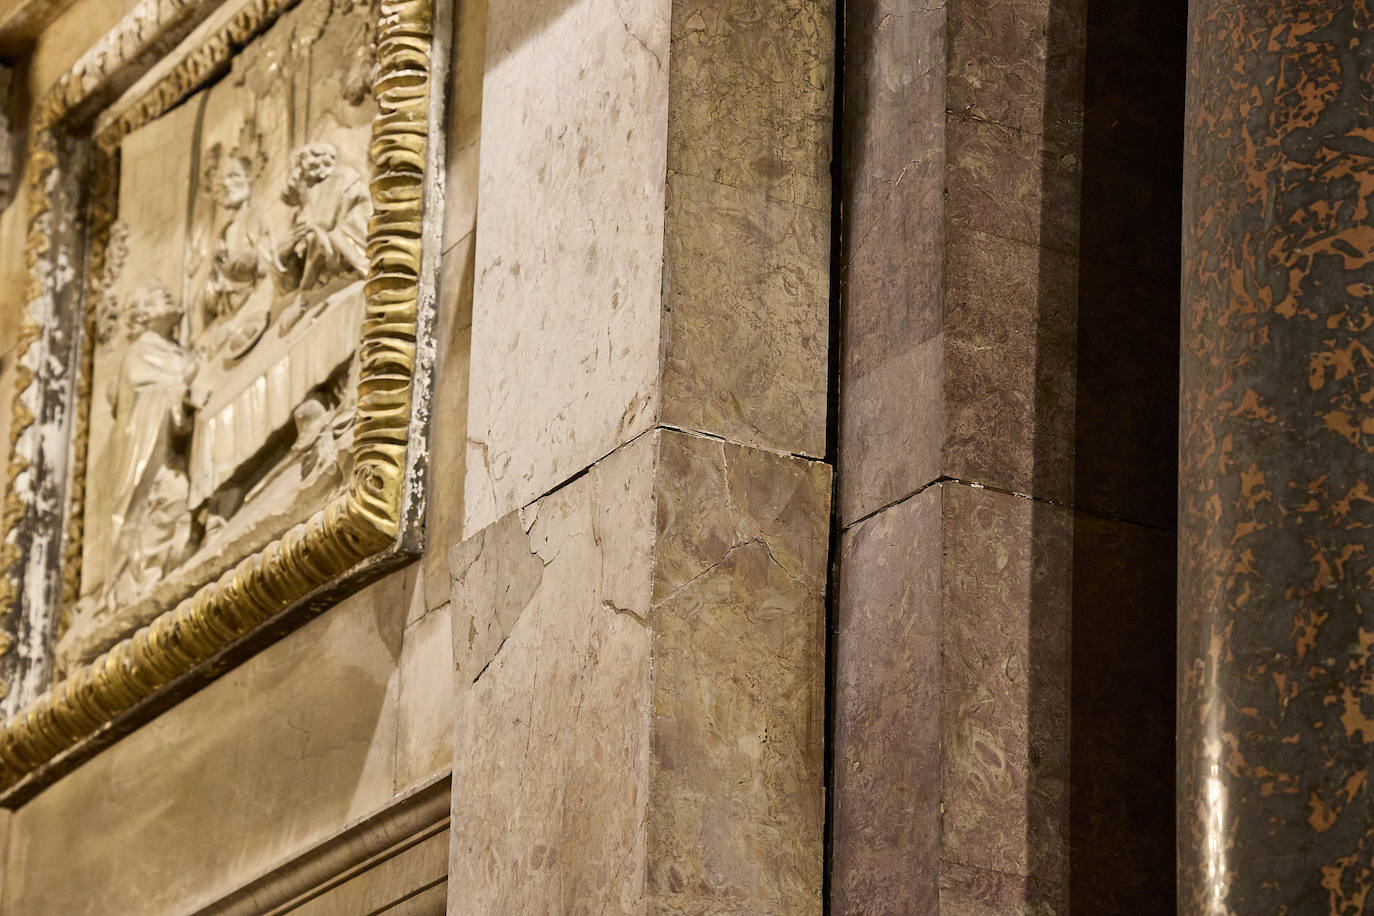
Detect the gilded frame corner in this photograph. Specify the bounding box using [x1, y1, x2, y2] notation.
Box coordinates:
[0, 0, 444, 804]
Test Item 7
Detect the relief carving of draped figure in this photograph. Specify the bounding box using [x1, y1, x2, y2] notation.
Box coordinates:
[58, 0, 381, 670]
[100, 281, 196, 607]
[196, 144, 275, 360]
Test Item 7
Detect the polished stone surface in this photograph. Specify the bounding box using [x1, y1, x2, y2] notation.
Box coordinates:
[946, 0, 1085, 140]
[419, 0, 484, 615]
[839, 0, 1182, 529]
[943, 227, 1078, 504]
[464, 0, 669, 533]
[449, 430, 828, 914]
[838, 333, 943, 524]
[945, 112, 1082, 256]
[422, 233, 474, 615]
[660, 172, 828, 459]
[939, 861, 1067, 916]
[836, 0, 945, 524]
[940, 484, 1069, 889]
[647, 430, 828, 913]
[466, 0, 836, 534]
[395, 600, 455, 792]
[658, 0, 832, 459]
[835, 10, 1185, 907]
[448, 433, 656, 912]
[1179, 2, 1374, 910]
[666, 0, 831, 214]
[831, 486, 942, 913]
[832, 477, 1175, 915]
[0, 0, 832, 912]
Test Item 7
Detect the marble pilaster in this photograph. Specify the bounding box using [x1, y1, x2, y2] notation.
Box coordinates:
[832, 0, 1184, 910]
[452, 0, 834, 908]
[449, 430, 829, 913]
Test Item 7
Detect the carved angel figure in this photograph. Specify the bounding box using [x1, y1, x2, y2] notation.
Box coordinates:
[274, 142, 370, 327]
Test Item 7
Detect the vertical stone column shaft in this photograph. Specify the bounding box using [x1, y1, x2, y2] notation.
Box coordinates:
[1180, 2, 1374, 911]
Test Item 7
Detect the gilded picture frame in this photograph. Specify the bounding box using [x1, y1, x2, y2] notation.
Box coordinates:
[0, 0, 446, 804]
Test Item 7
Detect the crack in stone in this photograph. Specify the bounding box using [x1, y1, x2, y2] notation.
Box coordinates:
[653, 536, 806, 608]
[448, 534, 483, 584]
[472, 634, 509, 685]
[615, 1, 663, 72]
[755, 535, 809, 589]
[601, 598, 647, 627]
[466, 435, 496, 482]
[847, 154, 934, 268]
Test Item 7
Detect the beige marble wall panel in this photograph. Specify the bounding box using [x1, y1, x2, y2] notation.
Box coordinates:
[647, 430, 828, 913]
[659, 172, 828, 458]
[2, 571, 409, 916]
[423, 0, 484, 610]
[658, 0, 832, 458]
[448, 434, 657, 913]
[447, 506, 546, 683]
[395, 602, 455, 791]
[405, 562, 428, 626]
[463, 0, 669, 534]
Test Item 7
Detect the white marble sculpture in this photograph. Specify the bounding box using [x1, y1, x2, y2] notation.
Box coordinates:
[275, 141, 370, 329]
[196, 144, 274, 360]
[95, 281, 195, 610]
[61, 0, 380, 669]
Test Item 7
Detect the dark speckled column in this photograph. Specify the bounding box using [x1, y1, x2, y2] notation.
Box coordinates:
[1180, 2, 1374, 912]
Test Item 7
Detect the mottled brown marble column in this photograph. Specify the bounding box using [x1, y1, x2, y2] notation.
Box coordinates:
[1180, 3, 1374, 912]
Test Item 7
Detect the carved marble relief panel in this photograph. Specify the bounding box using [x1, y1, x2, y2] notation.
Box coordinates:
[0, 0, 443, 803]
[63, 0, 382, 669]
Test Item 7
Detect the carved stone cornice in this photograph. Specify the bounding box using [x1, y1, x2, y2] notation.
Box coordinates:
[190, 773, 451, 915]
[0, 0, 441, 802]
